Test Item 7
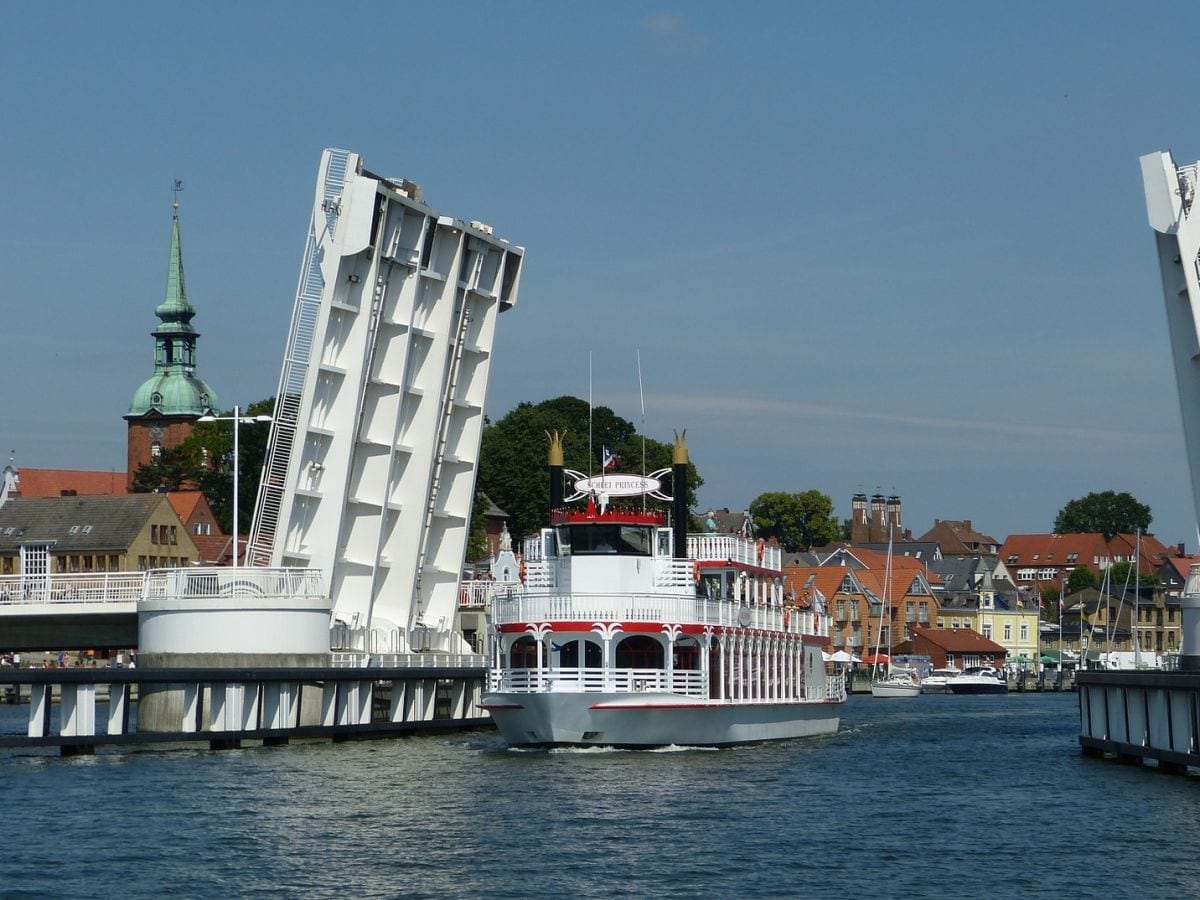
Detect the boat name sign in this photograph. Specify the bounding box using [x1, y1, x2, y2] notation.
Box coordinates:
[564, 469, 673, 501]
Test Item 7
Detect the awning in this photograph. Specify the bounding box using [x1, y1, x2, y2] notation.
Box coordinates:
[861, 653, 889, 665]
[830, 650, 855, 663]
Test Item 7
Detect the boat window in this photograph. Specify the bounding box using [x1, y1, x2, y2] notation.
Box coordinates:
[557, 638, 602, 668]
[657, 528, 672, 557]
[615, 635, 664, 669]
[509, 636, 539, 669]
[562, 524, 654, 556]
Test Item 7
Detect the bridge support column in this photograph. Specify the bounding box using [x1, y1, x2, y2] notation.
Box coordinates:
[181, 683, 202, 733]
[107, 684, 131, 736]
[27, 683, 51, 738]
[61, 683, 96, 740]
[389, 681, 408, 723]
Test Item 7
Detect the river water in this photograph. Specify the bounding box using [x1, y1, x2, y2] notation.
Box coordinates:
[1, 692, 1197, 898]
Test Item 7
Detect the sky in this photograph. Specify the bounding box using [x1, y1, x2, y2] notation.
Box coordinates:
[3, 2, 1200, 548]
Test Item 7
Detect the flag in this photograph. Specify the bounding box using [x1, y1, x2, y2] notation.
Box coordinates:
[812, 587, 828, 616]
[1059, 598, 1065, 614]
[602, 446, 618, 470]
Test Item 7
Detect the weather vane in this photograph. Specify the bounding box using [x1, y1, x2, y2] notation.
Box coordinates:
[172, 178, 183, 210]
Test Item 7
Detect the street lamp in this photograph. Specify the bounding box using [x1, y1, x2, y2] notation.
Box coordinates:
[197, 405, 273, 567]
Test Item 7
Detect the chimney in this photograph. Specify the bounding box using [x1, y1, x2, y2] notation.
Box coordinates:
[870, 494, 885, 543]
[851, 493, 868, 544]
[886, 495, 902, 532]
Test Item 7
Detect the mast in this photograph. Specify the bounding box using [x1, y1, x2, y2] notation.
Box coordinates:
[672, 430, 688, 560]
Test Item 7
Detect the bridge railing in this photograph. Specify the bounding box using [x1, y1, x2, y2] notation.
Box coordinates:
[143, 567, 326, 601]
[0, 572, 146, 606]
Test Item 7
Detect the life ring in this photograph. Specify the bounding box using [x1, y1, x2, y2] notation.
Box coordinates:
[756, 539, 765, 562]
[693, 560, 702, 584]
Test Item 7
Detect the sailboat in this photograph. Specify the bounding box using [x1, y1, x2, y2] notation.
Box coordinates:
[870, 526, 922, 698]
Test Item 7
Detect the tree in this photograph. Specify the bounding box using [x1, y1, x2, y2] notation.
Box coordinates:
[1054, 491, 1152, 539]
[1067, 566, 1098, 594]
[129, 444, 204, 493]
[1108, 561, 1160, 589]
[748, 490, 840, 553]
[476, 396, 703, 542]
[128, 397, 275, 536]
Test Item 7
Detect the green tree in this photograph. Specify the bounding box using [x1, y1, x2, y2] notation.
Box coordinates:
[748, 489, 840, 552]
[476, 396, 702, 541]
[129, 444, 204, 493]
[192, 397, 276, 535]
[1054, 491, 1152, 539]
[1108, 561, 1160, 589]
[1067, 566, 1098, 594]
[129, 397, 275, 536]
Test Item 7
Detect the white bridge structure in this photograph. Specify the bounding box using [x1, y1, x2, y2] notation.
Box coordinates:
[246, 148, 523, 657]
[1, 149, 522, 663]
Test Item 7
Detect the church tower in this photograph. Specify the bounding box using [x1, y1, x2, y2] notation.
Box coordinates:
[124, 192, 219, 486]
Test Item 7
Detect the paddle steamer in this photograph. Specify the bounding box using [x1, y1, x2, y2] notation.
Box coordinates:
[480, 432, 846, 748]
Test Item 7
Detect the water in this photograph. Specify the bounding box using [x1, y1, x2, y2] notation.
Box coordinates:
[2, 692, 1197, 899]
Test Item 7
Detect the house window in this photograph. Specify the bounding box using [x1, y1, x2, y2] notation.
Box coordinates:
[1004, 623, 1012, 641]
[170, 525, 177, 545]
[151, 442, 162, 459]
[108, 555, 120, 570]
[1020, 623, 1029, 641]
[194, 523, 202, 535]
[151, 524, 159, 544]
[982, 624, 992, 639]
[138, 556, 147, 570]
[1006, 555, 1018, 564]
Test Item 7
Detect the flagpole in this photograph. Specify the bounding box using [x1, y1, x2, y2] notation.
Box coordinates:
[1059, 571, 1064, 683]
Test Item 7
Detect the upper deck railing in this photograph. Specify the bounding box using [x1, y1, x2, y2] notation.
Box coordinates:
[687, 534, 781, 570]
[491, 592, 826, 638]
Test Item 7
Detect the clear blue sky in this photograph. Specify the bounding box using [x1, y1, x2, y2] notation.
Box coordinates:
[3, 3, 1199, 547]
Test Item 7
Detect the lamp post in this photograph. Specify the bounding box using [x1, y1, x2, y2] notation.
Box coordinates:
[197, 405, 273, 567]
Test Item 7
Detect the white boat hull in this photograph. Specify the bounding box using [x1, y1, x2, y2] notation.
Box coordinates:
[870, 681, 921, 698]
[482, 691, 842, 748]
[947, 679, 1008, 695]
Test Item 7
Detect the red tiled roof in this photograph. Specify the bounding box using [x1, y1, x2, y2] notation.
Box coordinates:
[166, 490, 205, 522]
[15, 468, 128, 498]
[910, 625, 1006, 654]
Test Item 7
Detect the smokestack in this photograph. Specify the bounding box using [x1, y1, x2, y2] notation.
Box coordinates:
[547, 430, 565, 511]
[673, 430, 689, 559]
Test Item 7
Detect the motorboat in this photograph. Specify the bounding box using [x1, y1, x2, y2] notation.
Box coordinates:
[920, 666, 961, 694]
[947, 665, 1008, 694]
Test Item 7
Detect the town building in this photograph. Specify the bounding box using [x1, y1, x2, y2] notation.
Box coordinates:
[0, 494, 199, 576]
[897, 625, 1008, 670]
[998, 532, 1174, 592]
[4, 467, 128, 499]
[124, 200, 219, 486]
[916, 519, 1000, 556]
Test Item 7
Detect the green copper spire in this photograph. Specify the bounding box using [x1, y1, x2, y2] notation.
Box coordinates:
[125, 192, 219, 419]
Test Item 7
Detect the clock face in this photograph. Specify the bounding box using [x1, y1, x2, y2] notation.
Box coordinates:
[149, 426, 164, 439]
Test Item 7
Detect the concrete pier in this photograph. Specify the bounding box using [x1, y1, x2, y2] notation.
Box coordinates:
[1078, 670, 1200, 774]
[0, 660, 489, 755]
